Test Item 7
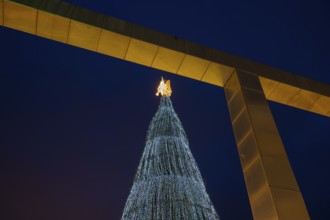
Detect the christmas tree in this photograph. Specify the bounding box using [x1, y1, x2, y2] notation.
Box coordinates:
[121, 78, 219, 220]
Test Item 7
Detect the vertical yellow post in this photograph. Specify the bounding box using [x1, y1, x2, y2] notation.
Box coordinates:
[224, 70, 310, 220]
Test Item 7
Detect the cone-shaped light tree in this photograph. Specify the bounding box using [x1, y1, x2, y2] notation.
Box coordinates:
[122, 78, 219, 220]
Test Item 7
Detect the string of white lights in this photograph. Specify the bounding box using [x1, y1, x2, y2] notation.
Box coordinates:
[121, 96, 219, 220]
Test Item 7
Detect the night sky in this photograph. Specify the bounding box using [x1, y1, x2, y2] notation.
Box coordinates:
[1, 0, 330, 219]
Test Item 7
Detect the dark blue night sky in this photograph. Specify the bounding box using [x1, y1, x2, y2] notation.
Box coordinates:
[1, 0, 330, 219]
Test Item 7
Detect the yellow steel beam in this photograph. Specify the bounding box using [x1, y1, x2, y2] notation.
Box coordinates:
[1, 1, 323, 218]
[1, 0, 329, 117]
[0, 0, 3, 26]
[225, 70, 310, 220]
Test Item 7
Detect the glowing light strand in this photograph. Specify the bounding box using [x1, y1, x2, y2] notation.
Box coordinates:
[121, 96, 219, 220]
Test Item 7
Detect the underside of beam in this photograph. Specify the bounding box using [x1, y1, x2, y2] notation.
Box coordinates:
[1, 0, 330, 117]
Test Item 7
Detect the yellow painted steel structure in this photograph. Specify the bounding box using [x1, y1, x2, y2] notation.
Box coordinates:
[1, 0, 330, 119]
[2, 0, 329, 219]
[225, 71, 310, 219]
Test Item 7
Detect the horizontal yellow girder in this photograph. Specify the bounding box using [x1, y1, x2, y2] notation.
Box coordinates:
[1, 0, 330, 117]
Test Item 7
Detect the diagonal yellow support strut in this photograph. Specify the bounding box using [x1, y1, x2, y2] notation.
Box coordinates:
[1, 0, 327, 219]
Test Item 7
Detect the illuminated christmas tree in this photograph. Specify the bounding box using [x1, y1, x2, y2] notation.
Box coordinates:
[121, 78, 219, 220]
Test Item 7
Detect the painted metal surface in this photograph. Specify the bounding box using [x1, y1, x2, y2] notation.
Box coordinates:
[0, 0, 327, 218]
[1, 0, 329, 118]
[224, 70, 310, 220]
